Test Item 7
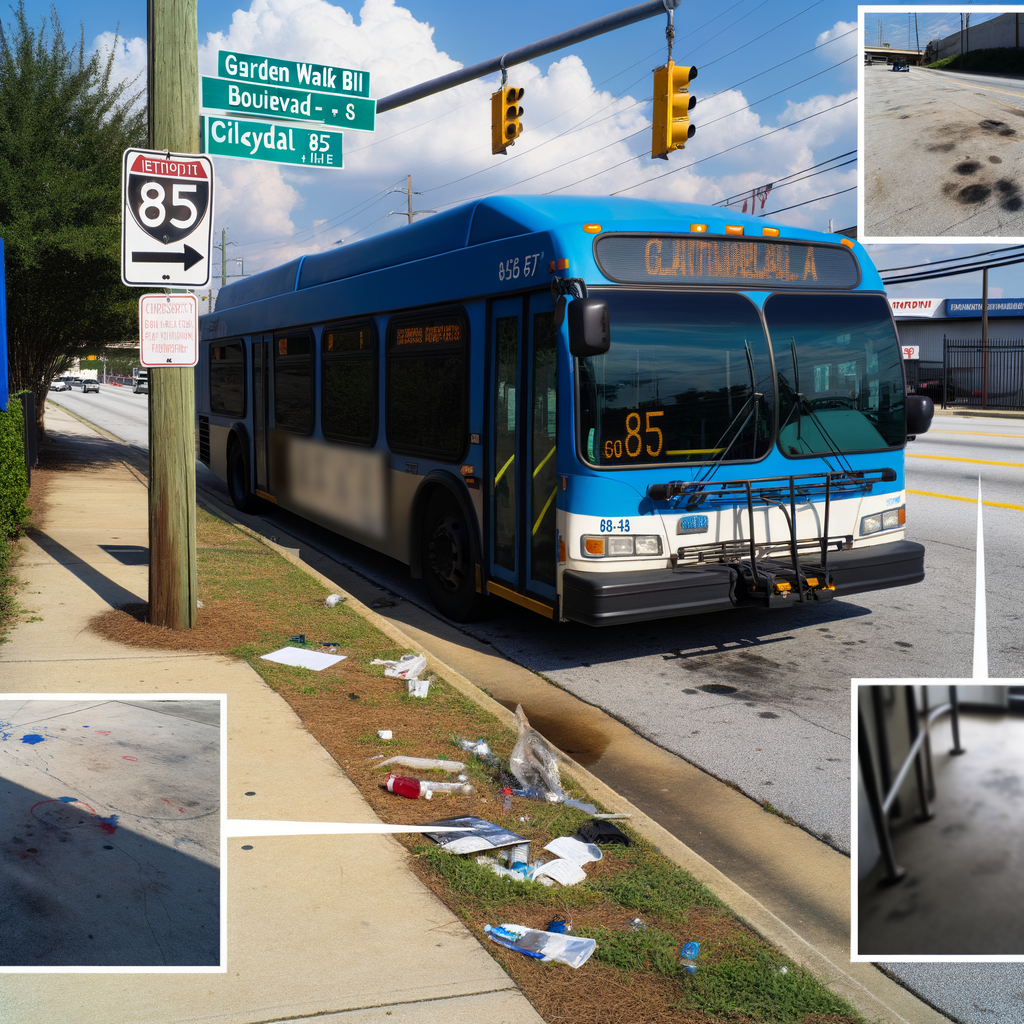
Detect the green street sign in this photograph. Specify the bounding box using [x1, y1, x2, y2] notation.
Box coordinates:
[218, 50, 370, 98]
[203, 117, 343, 169]
[202, 76, 375, 133]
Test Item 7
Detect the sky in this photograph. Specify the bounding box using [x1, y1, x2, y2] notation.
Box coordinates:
[13, 0, 1024, 305]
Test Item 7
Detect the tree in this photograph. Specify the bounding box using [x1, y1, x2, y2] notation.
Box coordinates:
[0, 1, 146, 434]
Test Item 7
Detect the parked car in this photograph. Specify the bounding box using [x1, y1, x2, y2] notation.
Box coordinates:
[132, 371, 149, 394]
[891, 61, 910, 72]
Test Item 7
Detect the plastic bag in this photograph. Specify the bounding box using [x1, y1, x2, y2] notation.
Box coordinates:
[370, 653, 428, 679]
[509, 705, 563, 802]
[484, 924, 596, 968]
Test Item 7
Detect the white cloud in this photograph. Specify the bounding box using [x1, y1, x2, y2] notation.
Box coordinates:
[817, 21, 856, 58]
[93, 30, 147, 110]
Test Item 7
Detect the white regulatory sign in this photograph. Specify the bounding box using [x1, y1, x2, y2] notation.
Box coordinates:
[139, 293, 199, 367]
[122, 149, 214, 288]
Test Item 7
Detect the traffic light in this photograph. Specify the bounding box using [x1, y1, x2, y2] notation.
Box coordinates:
[652, 61, 697, 159]
[491, 85, 524, 155]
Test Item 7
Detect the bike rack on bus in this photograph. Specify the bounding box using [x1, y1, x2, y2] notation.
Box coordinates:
[858, 685, 965, 885]
[651, 467, 897, 607]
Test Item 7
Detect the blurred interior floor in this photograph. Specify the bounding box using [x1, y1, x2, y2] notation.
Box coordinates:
[859, 710, 1024, 956]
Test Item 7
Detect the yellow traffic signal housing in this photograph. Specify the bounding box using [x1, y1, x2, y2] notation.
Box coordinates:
[652, 61, 697, 159]
[491, 85, 524, 155]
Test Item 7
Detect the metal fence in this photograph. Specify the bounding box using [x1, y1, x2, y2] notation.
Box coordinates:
[918, 338, 1024, 410]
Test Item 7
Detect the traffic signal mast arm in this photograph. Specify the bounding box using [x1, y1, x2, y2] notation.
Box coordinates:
[376, 0, 681, 113]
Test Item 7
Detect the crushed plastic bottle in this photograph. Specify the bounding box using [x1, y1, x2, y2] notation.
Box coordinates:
[455, 736, 503, 770]
[501, 788, 513, 813]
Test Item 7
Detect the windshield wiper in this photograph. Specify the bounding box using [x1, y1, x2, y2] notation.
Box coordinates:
[779, 338, 855, 475]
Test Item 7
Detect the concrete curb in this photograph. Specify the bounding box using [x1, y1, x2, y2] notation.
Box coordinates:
[207, 502, 948, 1024]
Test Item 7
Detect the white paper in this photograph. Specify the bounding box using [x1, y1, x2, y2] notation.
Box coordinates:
[260, 646, 346, 671]
[531, 858, 588, 886]
[543, 836, 602, 864]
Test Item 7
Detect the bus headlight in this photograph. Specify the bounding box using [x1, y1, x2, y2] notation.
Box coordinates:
[860, 507, 905, 536]
[581, 534, 663, 558]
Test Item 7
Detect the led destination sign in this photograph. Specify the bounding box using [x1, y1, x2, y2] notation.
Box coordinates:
[595, 235, 860, 290]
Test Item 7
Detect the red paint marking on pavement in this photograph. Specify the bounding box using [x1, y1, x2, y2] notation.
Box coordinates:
[122, 756, 139, 761]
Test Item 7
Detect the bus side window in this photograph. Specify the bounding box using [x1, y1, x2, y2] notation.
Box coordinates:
[209, 341, 246, 417]
[274, 332, 314, 434]
[322, 321, 376, 445]
[387, 311, 466, 460]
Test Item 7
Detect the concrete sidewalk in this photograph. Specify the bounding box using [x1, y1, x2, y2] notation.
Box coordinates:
[0, 405, 947, 1024]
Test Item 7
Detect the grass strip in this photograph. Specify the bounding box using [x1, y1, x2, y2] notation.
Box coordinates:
[92, 506, 864, 1024]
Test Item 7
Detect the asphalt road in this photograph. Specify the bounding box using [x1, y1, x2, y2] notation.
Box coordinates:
[863, 63, 1024, 238]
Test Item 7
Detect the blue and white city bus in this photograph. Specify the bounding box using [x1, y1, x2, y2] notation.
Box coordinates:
[196, 195, 933, 625]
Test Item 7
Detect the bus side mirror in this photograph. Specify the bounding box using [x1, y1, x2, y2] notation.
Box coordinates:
[568, 297, 610, 357]
[906, 394, 933, 436]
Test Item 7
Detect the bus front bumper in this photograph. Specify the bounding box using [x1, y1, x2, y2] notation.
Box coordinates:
[560, 539, 925, 627]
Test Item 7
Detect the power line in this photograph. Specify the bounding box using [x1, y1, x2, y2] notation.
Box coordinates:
[875, 245, 1024, 274]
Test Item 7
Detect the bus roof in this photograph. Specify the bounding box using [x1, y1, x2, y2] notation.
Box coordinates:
[214, 195, 860, 313]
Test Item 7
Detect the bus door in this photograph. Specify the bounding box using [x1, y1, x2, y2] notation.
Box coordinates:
[251, 334, 271, 497]
[488, 292, 558, 613]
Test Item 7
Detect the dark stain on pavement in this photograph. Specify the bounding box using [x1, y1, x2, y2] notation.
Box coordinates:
[996, 178, 1023, 210]
[989, 155, 1003, 163]
[979, 119, 1016, 137]
[954, 161, 981, 175]
[943, 181, 992, 204]
[926, 142, 956, 152]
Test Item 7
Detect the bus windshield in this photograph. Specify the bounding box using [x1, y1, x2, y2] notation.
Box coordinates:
[578, 291, 775, 467]
[766, 293, 906, 455]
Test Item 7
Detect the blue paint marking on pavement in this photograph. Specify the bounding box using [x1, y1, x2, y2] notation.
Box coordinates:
[21, 734, 45, 744]
[59, 796, 77, 803]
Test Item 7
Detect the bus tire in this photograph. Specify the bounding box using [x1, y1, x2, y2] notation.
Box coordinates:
[227, 439, 260, 514]
[421, 488, 487, 622]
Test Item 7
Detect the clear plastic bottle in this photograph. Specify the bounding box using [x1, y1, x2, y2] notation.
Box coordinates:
[385, 773, 432, 799]
[501, 788, 513, 812]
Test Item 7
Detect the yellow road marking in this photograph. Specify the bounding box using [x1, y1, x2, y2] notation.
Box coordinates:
[928, 430, 1024, 439]
[908, 489, 1024, 512]
[907, 453, 1024, 469]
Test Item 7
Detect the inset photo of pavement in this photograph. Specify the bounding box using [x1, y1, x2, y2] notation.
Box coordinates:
[0, 698, 222, 969]
[856, 684, 1024, 959]
[861, 9, 1024, 240]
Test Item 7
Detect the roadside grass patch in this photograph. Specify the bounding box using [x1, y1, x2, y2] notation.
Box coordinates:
[84, 504, 864, 1024]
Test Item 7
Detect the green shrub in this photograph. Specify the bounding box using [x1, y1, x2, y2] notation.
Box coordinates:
[0, 395, 31, 542]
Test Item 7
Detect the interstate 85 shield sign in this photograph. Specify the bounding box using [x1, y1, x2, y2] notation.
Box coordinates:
[121, 149, 214, 288]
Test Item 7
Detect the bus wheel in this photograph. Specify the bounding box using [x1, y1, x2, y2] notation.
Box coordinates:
[421, 489, 486, 622]
[227, 440, 260, 514]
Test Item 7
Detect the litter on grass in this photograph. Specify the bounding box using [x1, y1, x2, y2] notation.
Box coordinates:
[324, 594, 345, 608]
[260, 646, 346, 671]
[509, 705, 563, 801]
[543, 835, 602, 865]
[421, 816, 528, 856]
[484, 924, 596, 969]
[371, 653, 427, 679]
[407, 677, 431, 697]
[374, 756, 466, 772]
[377, 730, 393, 740]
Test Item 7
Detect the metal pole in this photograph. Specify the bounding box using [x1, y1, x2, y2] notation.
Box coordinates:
[407, 174, 413, 225]
[376, 0, 681, 113]
[949, 685, 966, 755]
[858, 705, 906, 885]
[147, 0, 199, 631]
[905, 686, 934, 822]
[982, 266, 989, 409]
[870, 686, 899, 819]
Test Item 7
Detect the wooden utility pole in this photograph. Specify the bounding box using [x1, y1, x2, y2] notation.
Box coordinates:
[147, 0, 198, 629]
